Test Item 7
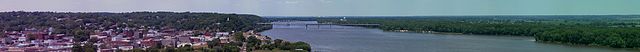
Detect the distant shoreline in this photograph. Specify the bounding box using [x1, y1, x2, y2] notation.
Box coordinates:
[263, 15, 640, 18]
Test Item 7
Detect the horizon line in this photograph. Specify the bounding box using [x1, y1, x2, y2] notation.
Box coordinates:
[2, 11, 639, 16]
[263, 14, 640, 17]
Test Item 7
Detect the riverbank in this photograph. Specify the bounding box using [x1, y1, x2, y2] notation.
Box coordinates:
[361, 26, 640, 50]
[247, 27, 311, 52]
[386, 29, 640, 50]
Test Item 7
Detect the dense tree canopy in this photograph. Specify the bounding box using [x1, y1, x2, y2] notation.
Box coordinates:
[0, 11, 266, 32]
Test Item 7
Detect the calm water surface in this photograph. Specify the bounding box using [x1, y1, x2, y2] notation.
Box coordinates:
[260, 21, 638, 52]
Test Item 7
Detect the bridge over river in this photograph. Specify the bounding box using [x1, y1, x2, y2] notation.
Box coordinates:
[257, 23, 381, 28]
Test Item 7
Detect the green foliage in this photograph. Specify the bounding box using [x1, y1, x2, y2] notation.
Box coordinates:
[71, 29, 90, 42]
[146, 48, 160, 52]
[130, 48, 145, 52]
[536, 28, 640, 48]
[207, 39, 221, 48]
[259, 39, 311, 51]
[72, 43, 97, 52]
[233, 32, 246, 42]
[247, 36, 262, 51]
[176, 45, 194, 52]
[0, 31, 4, 36]
[288, 42, 311, 51]
[222, 45, 240, 52]
[247, 36, 262, 46]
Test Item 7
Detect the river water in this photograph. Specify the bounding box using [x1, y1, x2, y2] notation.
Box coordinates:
[260, 21, 638, 52]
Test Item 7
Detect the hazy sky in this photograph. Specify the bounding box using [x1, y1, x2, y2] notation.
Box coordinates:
[0, 0, 639, 16]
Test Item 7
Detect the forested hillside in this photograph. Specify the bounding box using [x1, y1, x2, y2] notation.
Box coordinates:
[0, 11, 266, 32]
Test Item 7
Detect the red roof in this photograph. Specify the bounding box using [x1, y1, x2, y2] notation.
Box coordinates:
[204, 32, 211, 36]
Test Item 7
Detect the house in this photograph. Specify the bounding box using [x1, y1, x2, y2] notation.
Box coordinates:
[161, 39, 176, 47]
[192, 42, 206, 46]
[48, 42, 73, 50]
[118, 46, 134, 50]
[98, 48, 115, 52]
[176, 43, 192, 47]
[177, 37, 191, 46]
[25, 46, 46, 52]
[203, 35, 215, 41]
[219, 37, 230, 43]
[215, 32, 229, 36]
[190, 37, 203, 43]
[17, 37, 27, 42]
[28, 33, 46, 40]
[140, 40, 156, 49]
[6, 47, 24, 52]
[107, 41, 130, 47]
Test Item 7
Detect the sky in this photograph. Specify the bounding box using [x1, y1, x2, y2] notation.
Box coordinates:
[0, 0, 639, 16]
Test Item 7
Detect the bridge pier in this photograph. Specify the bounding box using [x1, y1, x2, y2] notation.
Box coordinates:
[304, 24, 323, 29]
